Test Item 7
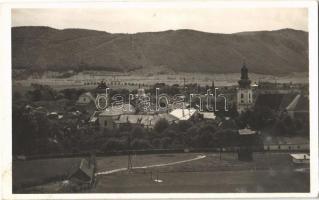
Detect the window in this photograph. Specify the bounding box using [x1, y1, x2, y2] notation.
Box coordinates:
[104, 120, 107, 126]
[241, 93, 244, 98]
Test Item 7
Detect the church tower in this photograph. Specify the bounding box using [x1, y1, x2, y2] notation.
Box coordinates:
[237, 61, 253, 113]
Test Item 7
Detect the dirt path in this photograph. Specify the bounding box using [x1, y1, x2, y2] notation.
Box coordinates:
[95, 154, 206, 176]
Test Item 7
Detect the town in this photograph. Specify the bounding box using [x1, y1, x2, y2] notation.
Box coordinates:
[12, 62, 310, 193]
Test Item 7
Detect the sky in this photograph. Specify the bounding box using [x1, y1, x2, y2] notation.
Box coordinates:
[12, 7, 308, 34]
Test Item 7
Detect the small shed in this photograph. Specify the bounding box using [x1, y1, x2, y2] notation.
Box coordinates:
[69, 158, 95, 185]
[290, 154, 310, 164]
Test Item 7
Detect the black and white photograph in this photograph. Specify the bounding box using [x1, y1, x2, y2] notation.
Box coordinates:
[0, 0, 318, 199]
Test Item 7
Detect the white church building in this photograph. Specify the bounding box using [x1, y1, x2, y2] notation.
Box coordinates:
[237, 62, 254, 113]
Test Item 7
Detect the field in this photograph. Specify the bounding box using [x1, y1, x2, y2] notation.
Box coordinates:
[13, 71, 309, 92]
[93, 152, 309, 193]
[12, 152, 309, 193]
[13, 157, 81, 192]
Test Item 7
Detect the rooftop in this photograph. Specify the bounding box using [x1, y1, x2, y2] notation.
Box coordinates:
[238, 128, 256, 135]
[99, 104, 135, 116]
[169, 108, 197, 120]
[290, 154, 310, 160]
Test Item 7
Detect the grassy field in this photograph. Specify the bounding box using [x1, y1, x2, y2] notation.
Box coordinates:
[13, 157, 81, 191]
[93, 170, 309, 193]
[13, 71, 308, 92]
[13, 152, 310, 193]
[93, 152, 309, 193]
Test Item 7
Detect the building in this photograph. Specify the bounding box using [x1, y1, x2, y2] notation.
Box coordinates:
[136, 88, 146, 97]
[68, 158, 95, 185]
[76, 92, 95, 105]
[199, 112, 216, 120]
[237, 62, 253, 113]
[290, 154, 310, 164]
[169, 108, 197, 121]
[98, 104, 135, 129]
[115, 113, 178, 130]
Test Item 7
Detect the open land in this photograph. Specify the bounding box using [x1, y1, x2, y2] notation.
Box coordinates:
[13, 152, 310, 193]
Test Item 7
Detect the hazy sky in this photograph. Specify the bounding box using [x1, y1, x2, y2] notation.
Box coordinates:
[12, 7, 308, 34]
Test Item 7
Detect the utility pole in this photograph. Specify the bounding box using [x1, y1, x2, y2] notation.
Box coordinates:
[127, 134, 133, 172]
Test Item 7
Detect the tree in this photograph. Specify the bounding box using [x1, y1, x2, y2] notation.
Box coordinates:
[154, 118, 169, 133]
[130, 126, 147, 139]
[130, 139, 152, 150]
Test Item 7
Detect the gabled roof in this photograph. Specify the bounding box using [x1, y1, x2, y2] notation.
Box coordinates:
[169, 108, 197, 120]
[69, 158, 94, 183]
[78, 158, 94, 178]
[290, 154, 310, 160]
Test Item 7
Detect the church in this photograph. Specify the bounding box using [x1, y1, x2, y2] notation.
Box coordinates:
[237, 62, 254, 113]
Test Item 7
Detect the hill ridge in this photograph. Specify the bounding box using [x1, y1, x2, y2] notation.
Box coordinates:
[12, 26, 308, 75]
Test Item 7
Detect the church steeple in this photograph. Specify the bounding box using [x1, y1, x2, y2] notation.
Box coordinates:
[238, 60, 251, 88]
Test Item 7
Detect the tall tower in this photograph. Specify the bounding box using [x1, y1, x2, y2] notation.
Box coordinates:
[237, 61, 253, 113]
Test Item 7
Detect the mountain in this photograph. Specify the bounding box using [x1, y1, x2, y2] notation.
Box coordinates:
[12, 26, 308, 75]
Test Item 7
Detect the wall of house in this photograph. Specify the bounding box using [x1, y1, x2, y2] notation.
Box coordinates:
[99, 115, 119, 129]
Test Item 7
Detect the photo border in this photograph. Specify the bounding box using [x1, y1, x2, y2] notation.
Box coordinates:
[1, 0, 318, 199]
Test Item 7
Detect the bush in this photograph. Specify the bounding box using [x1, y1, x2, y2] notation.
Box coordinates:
[103, 138, 127, 151]
[130, 139, 152, 150]
[154, 118, 169, 133]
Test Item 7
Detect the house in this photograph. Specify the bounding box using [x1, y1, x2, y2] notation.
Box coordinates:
[136, 88, 146, 97]
[76, 92, 95, 105]
[290, 154, 310, 164]
[68, 158, 95, 185]
[169, 108, 197, 121]
[199, 112, 216, 120]
[115, 113, 178, 130]
[98, 104, 135, 129]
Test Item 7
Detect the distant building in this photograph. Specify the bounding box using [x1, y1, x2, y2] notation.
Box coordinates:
[290, 154, 310, 164]
[76, 92, 95, 105]
[169, 108, 197, 121]
[136, 88, 146, 97]
[115, 113, 178, 130]
[98, 104, 135, 129]
[199, 112, 216, 120]
[237, 62, 253, 113]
